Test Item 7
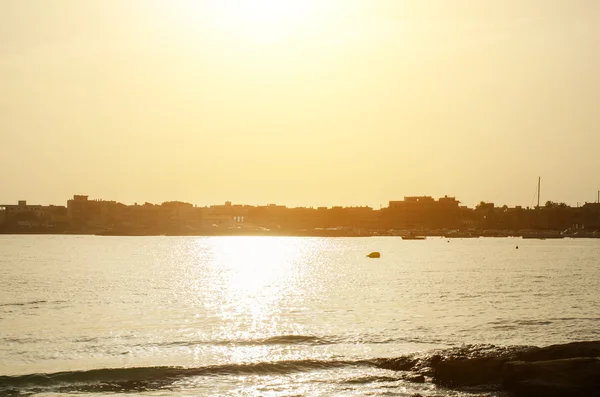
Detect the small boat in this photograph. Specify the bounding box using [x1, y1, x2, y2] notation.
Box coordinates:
[402, 233, 426, 240]
[367, 252, 381, 258]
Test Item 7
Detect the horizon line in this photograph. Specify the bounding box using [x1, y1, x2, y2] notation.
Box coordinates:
[2, 194, 599, 211]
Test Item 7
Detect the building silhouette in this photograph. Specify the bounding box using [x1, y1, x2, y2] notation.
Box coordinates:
[2, 193, 600, 236]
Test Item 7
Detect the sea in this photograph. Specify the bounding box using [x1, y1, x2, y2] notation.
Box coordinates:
[1, 235, 599, 396]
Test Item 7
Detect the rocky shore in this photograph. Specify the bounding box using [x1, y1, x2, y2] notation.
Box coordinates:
[374, 341, 600, 396]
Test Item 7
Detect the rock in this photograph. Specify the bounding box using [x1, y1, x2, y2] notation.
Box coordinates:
[373, 356, 416, 371]
[433, 356, 507, 386]
[403, 374, 426, 383]
[411, 395, 444, 397]
[430, 341, 600, 388]
[429, 344, 531, 387]
[416, 367, 435, 377]
[379, 341, 600, 395]
[503, 357, 600, 397]
[515, 341, 600, 362]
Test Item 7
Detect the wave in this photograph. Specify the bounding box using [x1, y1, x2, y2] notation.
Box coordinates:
[0, 300, 48, 307]
[550, 317, 600, 322]
[258, 335, 328, 345]
[151, 334, 332, 348]
[145, 334, 447, 349]
[340, 375, 403, 384]
[0, 300, 67, 308]
[0, 354, 430, 393]
[488, 319, 554, 328]
[514, 319, 553, 326]
[0, 359, 360, 393]
[0, 345, 491, 394]
[0, 333, 447, 354]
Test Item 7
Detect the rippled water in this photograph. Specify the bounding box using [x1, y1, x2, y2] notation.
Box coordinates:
[1, 235, 599, 396]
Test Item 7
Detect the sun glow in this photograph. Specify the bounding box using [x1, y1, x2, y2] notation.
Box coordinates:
[177, 0, 330, 45]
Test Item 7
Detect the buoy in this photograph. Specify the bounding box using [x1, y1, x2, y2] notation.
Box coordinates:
[367, 252, 381, 258]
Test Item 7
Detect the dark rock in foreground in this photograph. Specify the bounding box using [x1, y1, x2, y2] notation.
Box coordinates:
[503, 357, 600, 397]
[516, 341, 600, 362]
[376, 341, 600, 396]
[432, 341, 600, 391]
[433, 355, 508, 387]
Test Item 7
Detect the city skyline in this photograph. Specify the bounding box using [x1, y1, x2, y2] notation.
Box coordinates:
[3, 193, 600, 237]
[2, 188, 599, 210]
[1, 186, 600, 209]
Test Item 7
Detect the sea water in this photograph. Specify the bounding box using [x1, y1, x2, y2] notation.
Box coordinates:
[1, 235, 599, 396]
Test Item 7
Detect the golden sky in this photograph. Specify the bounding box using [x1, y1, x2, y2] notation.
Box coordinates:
[1, 0, 599, 208]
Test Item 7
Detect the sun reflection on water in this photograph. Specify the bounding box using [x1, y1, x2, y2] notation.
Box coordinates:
[181, 237, 336, 366]
[209, 237, 308, 338]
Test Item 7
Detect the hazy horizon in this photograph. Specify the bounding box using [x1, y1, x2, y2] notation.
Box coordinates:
[2, 0, 599, 208]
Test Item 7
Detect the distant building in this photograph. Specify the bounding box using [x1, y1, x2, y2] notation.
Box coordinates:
[42, 205, 68, 227]
[386, 195, 460, 229]
[67, 195, 118, 232]
[67, 195, 90, 223]
[0, 200, 67, 230]
[67, 195, 94, 231]
[0, 200, 44, 225]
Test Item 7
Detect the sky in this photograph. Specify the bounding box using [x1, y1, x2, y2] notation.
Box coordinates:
[1, 0, 599, 208]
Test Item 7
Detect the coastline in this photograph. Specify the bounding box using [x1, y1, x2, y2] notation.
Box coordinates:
[2, 229, 600, 238]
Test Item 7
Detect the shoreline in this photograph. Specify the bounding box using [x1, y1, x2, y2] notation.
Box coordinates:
[2, 230, 600, 239]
